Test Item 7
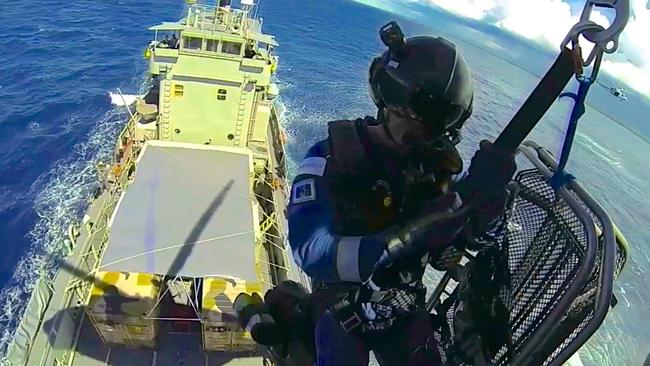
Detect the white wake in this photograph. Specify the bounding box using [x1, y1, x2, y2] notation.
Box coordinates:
[109, 91, 141, 106]
[0, 79, 148, 362]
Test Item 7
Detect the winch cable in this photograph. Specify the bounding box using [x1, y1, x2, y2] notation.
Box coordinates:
[493, 48, 576, 153]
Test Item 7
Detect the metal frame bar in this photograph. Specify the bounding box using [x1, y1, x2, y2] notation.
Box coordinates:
[520, 141, 616, 366]
[425, 140, 608, 365]
[511, 144, 598, 365]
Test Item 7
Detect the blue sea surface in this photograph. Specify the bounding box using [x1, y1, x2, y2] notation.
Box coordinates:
[0, 0, 648, 364]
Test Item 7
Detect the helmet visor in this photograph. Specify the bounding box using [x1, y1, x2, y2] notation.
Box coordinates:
[382, 86, 463, 135]
[410, 87, 464, 135]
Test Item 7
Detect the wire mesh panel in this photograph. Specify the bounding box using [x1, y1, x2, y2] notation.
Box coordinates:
[502, 170, 589, 362]
[431, 157, 619, 365]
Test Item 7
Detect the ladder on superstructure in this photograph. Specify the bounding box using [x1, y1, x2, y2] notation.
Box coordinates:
[234, 74, 250, 146]
[160, 77, 173, 140]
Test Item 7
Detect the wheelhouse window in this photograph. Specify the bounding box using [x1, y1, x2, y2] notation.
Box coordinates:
[184, 36, 203, 50]
[206, 39, 219, 52]
[222, 41, 242, 55]
[155, 32, 180, 49]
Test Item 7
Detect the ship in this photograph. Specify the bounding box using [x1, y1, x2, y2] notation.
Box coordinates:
[4, 1, 306, 365]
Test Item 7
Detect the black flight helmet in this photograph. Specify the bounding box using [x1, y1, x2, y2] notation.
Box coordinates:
[370, 22, 474, 144]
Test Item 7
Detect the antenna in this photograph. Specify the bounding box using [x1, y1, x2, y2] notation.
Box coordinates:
[254, 0, 262, 19]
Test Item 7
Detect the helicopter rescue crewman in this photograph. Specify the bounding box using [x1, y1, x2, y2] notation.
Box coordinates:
[285, 22, 517, 365]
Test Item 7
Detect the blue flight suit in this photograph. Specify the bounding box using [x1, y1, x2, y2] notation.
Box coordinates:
[287, 134, 446, 366]
[287, 140, 387, 284]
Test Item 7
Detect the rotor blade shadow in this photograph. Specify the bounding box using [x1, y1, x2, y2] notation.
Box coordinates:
[58, 259, 119, 292]
[55, 179, 234, 293]
[166, 179, 234, 277]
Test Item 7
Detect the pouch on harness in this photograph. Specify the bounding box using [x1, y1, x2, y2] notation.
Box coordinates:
[319, 118, 444, 335]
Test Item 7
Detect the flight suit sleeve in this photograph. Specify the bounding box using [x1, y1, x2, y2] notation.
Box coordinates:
[287, 140, 386, 283]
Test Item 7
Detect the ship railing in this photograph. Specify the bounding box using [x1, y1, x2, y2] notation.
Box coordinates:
[254, 209, 292, 290]
[63, 133, 141, 304]
[112, 88, 140, 143]
[254, 241, 274, 291]
[116, 111, 138, 148]
[251, 101, 294, 287]
[186, 4, 252, 35]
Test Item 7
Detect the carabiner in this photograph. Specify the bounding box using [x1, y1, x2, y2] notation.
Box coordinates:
[561, 22, 605, 72]
[550, 0, 630, 189]
[561, 0, 629, 72]
[579, 0, 630, 53]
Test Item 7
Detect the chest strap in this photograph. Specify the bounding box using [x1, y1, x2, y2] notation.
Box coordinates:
[327, 118, 384, 180]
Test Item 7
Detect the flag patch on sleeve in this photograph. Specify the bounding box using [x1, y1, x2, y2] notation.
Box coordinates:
[292, 179, 316, 204]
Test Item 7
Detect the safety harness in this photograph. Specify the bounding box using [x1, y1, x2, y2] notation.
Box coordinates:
[318, 117, 464, 336]
[320, 118, 421, 334]
[327, 117, 400, 234]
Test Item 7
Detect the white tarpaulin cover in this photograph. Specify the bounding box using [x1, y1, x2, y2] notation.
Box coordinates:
[100, 142, 258, 280]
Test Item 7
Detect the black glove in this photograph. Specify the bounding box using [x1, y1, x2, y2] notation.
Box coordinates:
[233, 292, 285, 346]
[463, 140, 516, 224]
[375, 192, 470, 269]
[445, 140, 515, 252]
[465, 140, 516, 199]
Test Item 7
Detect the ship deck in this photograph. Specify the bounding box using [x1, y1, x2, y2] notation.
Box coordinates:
[18, 141, 272, 366]
[17, 207, 267, 366]
[13, 127, 295, 366]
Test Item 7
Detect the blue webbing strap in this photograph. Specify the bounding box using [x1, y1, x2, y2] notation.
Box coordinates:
[550, 78, 594, 188]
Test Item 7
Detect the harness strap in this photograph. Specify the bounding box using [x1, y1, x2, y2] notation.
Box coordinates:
[458, 47, 576, 201]
[354, 118, 385, 178]
[494, 47, 576, 152]
[329, 284, 376, 333]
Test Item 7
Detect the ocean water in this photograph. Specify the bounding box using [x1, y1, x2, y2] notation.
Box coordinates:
[0, 0, 648, 364]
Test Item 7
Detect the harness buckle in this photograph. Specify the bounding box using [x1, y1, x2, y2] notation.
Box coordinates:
[340, 312, 363, 332]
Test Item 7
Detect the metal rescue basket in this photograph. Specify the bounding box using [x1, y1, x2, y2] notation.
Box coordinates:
[428, 141, 628, 366]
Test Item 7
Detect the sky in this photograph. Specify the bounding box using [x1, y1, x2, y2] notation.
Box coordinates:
[352, 0, 650, 139]
[418, 0, 650, 98]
